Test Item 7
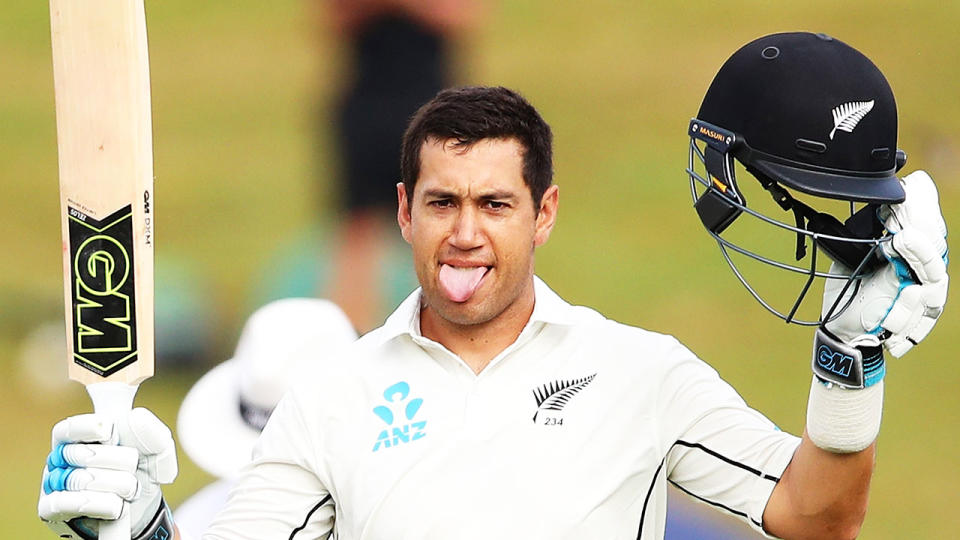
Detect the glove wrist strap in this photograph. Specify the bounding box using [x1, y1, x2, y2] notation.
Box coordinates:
[133, 498, 174, 540]
[63, 498, 172, 540]
[812, 328, 885, 389]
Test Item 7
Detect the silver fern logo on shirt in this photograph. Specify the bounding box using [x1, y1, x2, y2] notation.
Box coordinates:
[829, 100, 874, 140]
[531, 373, 596, 424]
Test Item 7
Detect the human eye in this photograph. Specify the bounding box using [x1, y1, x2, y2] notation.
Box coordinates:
[428, 198, 454, 209]
[483, 200, 510, 211]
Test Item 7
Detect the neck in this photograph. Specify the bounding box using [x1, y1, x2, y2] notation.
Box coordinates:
[420, 283, 535, 374]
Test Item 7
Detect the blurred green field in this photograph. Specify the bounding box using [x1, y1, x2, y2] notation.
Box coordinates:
[3, 1, 959, 537]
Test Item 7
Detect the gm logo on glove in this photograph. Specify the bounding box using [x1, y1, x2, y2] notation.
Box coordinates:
[817, 345, 854, 377]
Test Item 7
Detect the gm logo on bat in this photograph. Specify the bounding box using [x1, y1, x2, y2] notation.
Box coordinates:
[816, 345, 854, 377]
[68, 204, 138, 377]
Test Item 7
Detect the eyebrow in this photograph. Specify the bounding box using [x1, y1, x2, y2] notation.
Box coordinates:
[421, 188, 518, 202]
[479, 190, 517, 201]
[422, 188, 458, 200]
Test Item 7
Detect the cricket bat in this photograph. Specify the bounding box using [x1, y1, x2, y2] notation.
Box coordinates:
[49, 1, 154, 538]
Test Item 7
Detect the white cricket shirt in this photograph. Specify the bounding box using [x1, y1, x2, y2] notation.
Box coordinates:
[203, 278, 800, 540]
[176, 479, 234, 540]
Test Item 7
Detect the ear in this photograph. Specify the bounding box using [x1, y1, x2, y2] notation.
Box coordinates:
[534, 185, 559, 247]
[397, 182, 412, 244]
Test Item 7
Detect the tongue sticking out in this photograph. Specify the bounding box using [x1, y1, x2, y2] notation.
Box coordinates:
[438, 264, 488, 303]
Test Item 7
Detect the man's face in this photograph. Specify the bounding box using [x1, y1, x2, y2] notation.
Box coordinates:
[397, 137, 558, 328]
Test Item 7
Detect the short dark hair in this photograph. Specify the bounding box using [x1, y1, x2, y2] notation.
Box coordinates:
[401, 86, 554, 210]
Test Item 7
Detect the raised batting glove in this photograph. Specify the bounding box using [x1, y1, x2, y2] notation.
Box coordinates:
[817, 170, 948, 387]
[38, 407, 178, 539]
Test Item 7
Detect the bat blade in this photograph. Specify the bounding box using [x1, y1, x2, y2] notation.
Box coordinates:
[51, 0, 154, 385]
[50, 0, 154, 537]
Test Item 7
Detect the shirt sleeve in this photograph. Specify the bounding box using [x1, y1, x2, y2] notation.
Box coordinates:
[656, 337, 801, 537]
[201, 389, 335, 540]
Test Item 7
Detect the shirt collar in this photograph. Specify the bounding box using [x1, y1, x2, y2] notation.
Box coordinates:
[379, 275, 583, 342]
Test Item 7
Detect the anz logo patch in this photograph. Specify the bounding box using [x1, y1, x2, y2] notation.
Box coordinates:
[817, 345, 854, 377]
[371, 381, 427, 453]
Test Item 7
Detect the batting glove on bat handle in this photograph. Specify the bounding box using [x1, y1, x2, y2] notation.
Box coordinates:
[38, 405, 178, 539]
[820, 170, 948, 363]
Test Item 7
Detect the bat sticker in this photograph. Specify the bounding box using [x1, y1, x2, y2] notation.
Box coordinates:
[68, 204, 138, 377]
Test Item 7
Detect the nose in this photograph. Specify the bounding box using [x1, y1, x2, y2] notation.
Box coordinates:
[448, 206, 484, 250]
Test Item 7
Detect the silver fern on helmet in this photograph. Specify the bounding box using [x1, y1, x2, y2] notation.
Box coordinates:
[830, 100, 875, 140]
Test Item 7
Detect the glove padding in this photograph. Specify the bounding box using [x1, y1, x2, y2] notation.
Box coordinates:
[38, 407, 178, 539]
[823, 170, 948, 357]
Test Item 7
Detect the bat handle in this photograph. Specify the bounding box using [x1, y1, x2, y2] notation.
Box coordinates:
[87, 382, 139, 540]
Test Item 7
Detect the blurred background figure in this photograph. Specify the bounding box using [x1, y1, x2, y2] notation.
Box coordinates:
[174, 298, 357, 538]
[323, 0, 482, 332]
[153, 258, 219, 369]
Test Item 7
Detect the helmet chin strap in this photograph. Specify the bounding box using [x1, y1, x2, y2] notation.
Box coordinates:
[759, 178, 810, 261]
[749, 169, 886, 273]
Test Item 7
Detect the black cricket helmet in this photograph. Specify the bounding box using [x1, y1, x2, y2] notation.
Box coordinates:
[687, 32, 907, 325]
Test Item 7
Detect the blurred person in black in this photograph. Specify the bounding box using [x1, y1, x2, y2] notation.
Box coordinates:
[324, 0, 482, 332]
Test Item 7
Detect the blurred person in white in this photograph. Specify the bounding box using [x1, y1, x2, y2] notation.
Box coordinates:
[175, 298, 357, 538]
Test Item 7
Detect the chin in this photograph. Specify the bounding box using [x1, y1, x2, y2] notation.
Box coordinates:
[438, 303, 490, 326]
[429, 296, 497, 327]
